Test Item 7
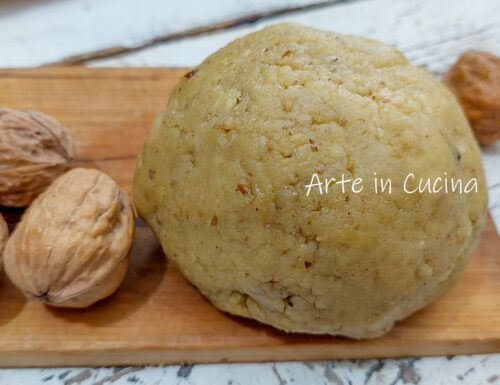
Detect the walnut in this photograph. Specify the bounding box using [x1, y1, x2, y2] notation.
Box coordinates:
[0, 108, 74, 207]
[443, 51, 500, 145]
[0, 213, 7, 262]
[3, 168, 135, 308]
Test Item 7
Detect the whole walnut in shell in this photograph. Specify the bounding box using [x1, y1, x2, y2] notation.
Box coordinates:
[0, 213, 7, 261]
[0, 108, 74, 207]
[443, 51, 500, 145]
[3, 168, 135, 308]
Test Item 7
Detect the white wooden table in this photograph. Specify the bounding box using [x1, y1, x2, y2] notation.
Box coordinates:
[1, 0, 499, 383]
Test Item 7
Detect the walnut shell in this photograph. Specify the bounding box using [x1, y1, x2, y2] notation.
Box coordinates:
[443, 51, 500, 145]
[3, 168, 135, 308]
[0, 108, 74, 207]
[0, 213, 7, 262]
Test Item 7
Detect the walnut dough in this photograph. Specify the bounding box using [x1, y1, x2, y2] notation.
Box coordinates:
[443, 51, 500, 145]
[3, 168, 135, 308]
[134, 24, 488, 338]
[0, 108, 74, 207]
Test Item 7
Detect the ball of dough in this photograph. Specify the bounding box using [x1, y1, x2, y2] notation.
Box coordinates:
[134, 23, 488, 338]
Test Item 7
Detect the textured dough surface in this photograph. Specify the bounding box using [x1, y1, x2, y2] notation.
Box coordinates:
[134, 23, 488, 338]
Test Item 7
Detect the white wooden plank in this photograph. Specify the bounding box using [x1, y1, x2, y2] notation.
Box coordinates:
[0, 0, 326, 67]
[90, 0, 500, 76]
[2, 354, 500, 384]
[483, 143, 500, 231]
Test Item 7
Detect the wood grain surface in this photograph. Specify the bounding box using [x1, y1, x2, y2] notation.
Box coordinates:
[0, 67, 498, 367]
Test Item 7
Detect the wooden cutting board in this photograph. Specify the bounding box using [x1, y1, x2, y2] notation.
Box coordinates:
[0, 67, 498, 367]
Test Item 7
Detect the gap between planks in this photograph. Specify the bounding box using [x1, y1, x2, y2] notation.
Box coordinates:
[47, 0, 359, 66]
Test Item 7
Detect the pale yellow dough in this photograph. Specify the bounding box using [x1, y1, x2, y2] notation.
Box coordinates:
[134, 23, 488, 338]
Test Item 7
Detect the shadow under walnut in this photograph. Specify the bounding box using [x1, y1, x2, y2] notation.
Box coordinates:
[48, 222, 167, 327]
